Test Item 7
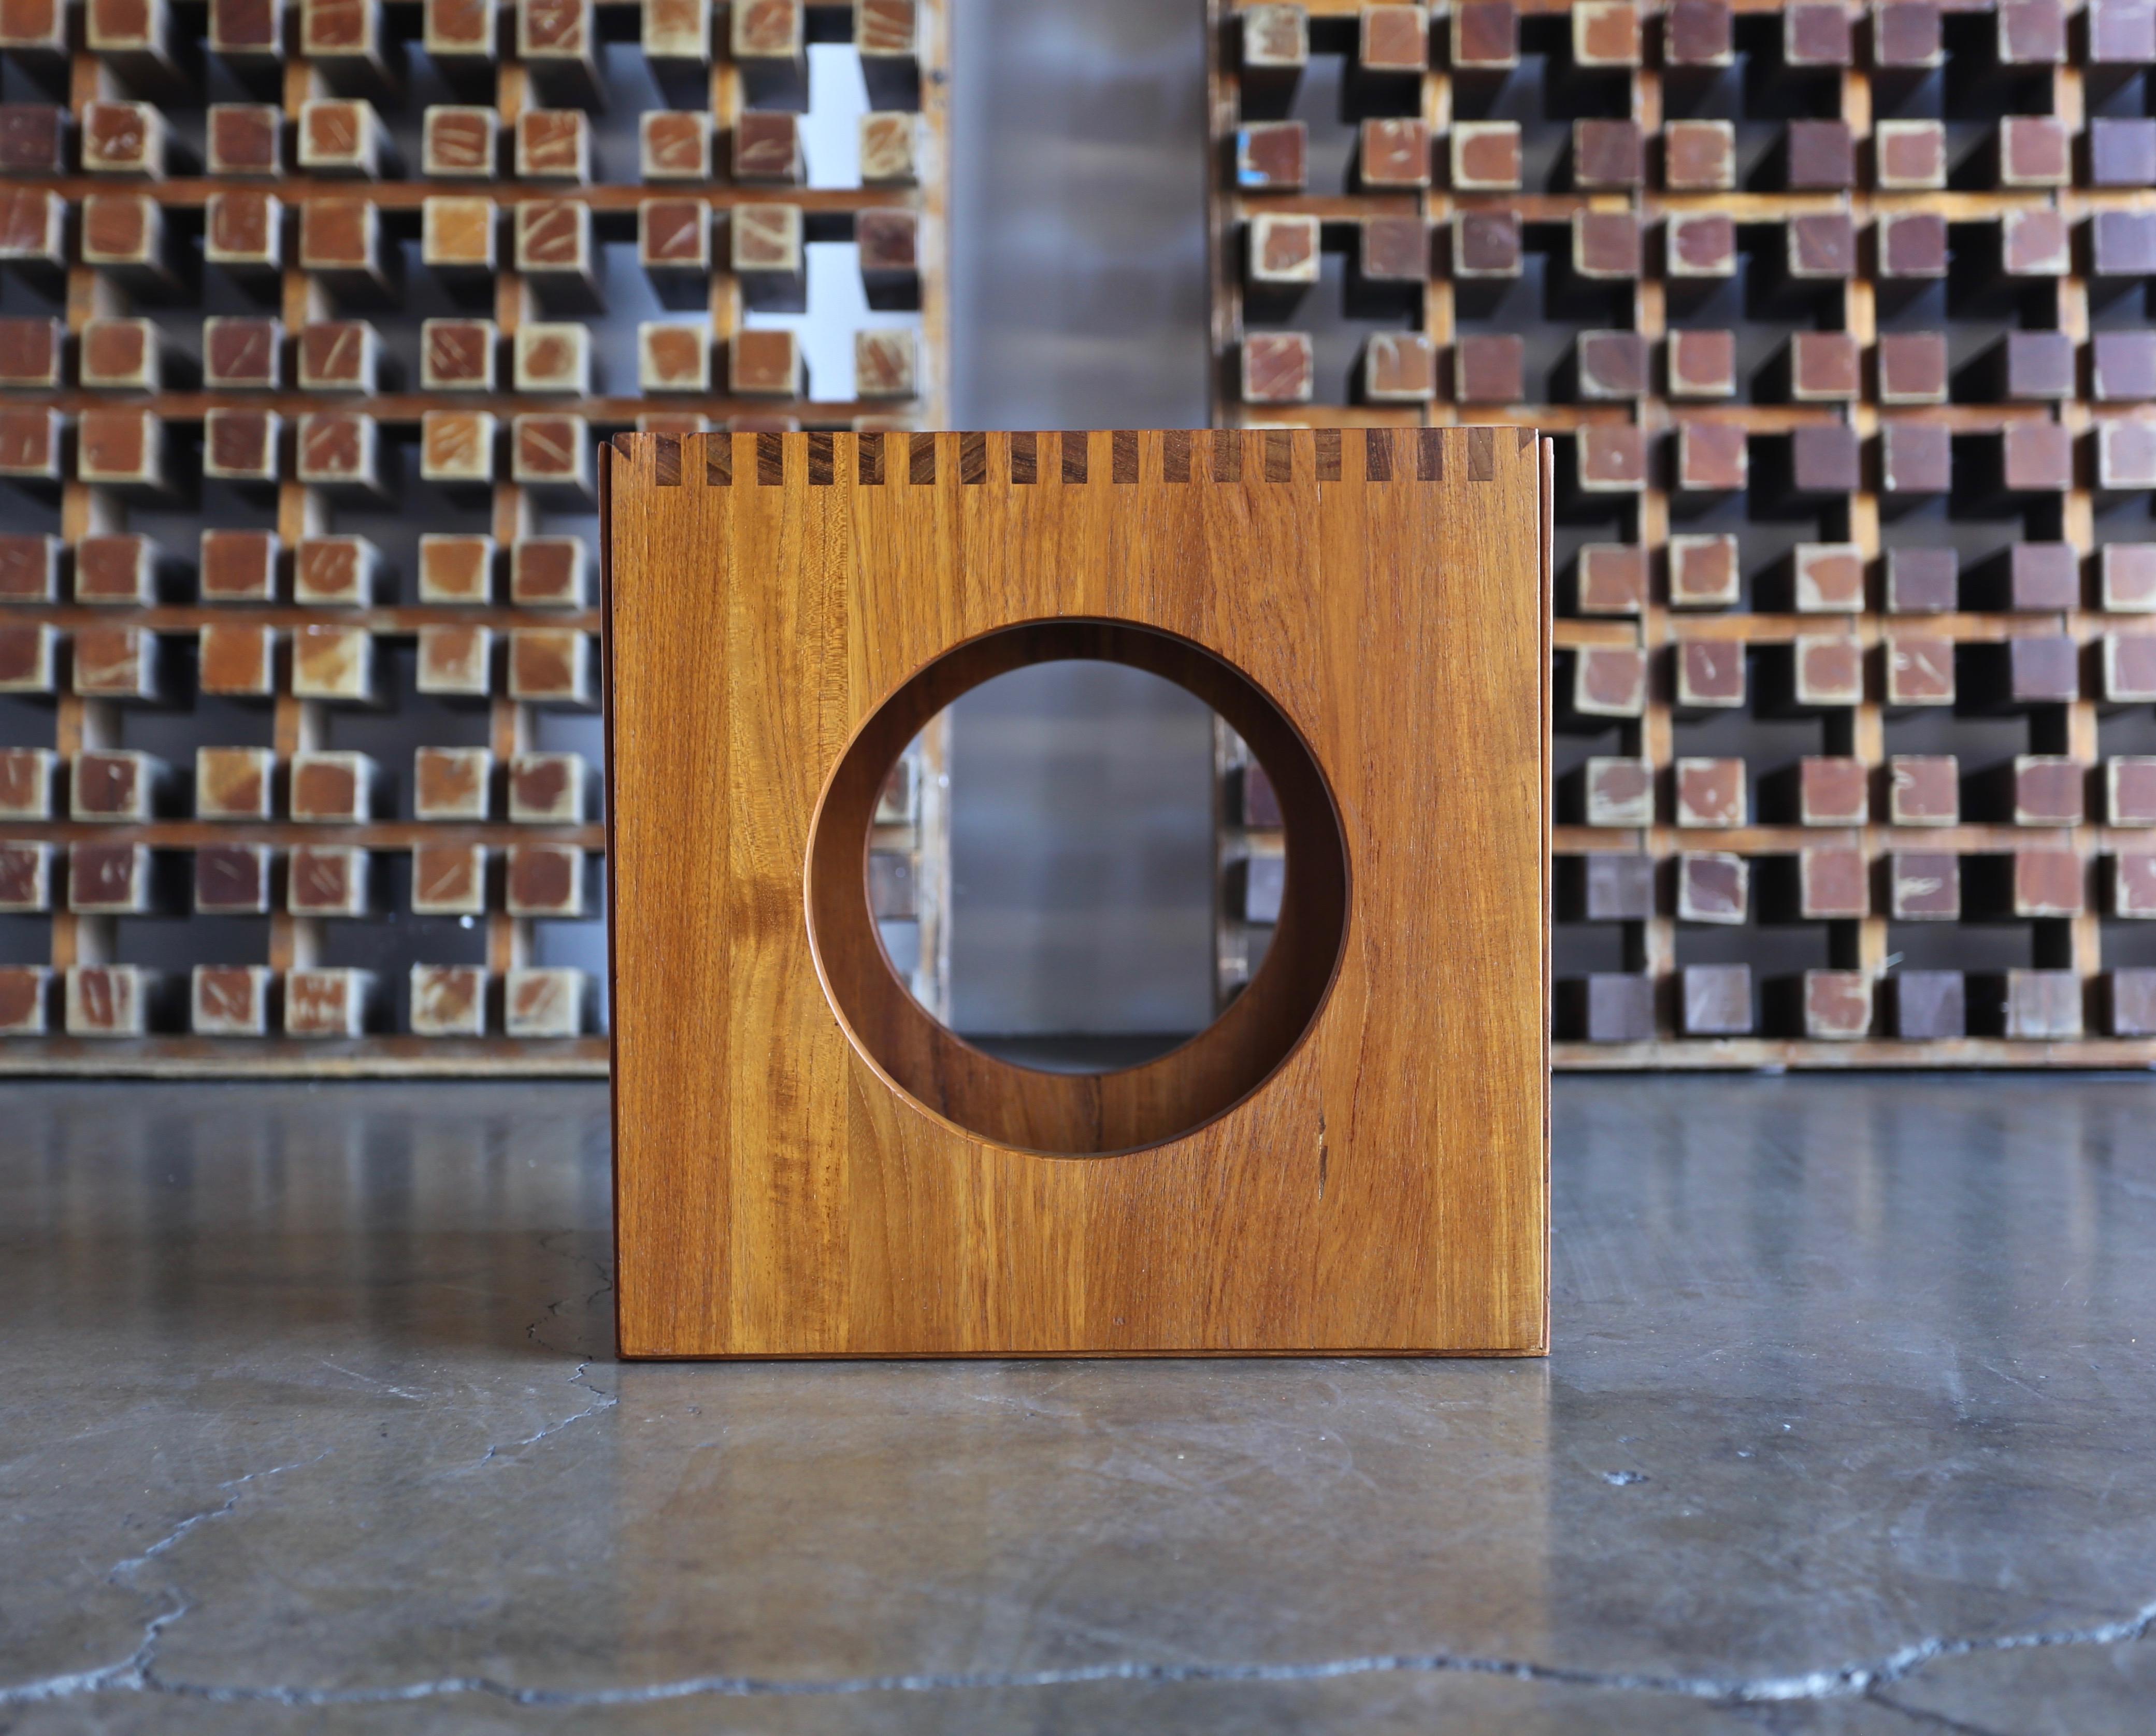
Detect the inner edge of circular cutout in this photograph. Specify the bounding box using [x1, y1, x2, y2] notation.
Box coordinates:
[803, 619, 1353, 1159]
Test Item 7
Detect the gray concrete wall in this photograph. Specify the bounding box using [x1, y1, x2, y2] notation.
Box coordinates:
[950, 0, 1211, 432]
[942, 0, 1218, 1042]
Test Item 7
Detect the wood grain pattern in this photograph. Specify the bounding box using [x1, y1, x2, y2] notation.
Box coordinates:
[606, 428, 1550, 1358]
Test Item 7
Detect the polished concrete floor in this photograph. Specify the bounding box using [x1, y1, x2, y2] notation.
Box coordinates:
[0, 1078, 2150, 1734]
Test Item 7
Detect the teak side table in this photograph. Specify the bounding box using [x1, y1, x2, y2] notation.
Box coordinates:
[604, 427, 1551, 1358]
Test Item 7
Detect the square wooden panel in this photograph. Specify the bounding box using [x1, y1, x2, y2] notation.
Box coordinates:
[606, 427, 1551, 1357]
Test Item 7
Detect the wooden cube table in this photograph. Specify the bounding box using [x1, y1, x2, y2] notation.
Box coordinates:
[605, 427, 1551, 1358]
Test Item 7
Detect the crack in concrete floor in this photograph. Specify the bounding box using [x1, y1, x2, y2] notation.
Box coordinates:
[4, 1248, 2148, 1726]
[9, 1531, 2151, 1718]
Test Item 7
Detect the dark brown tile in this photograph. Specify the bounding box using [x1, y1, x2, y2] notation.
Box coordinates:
[1576, 425, 1646, 492]
[734, 110, 802, 182]
[1785, 1, 1852, 65]
[1891, 557, 1979, 636]
[0, 103, 64, 174]
[2002, 208, 2069, 277]
[1889, 758, 1959, 825]
[1663, 0, 1732, 65]
[2001, 423, 2072, 493]
[1574, 210, 1641, 278]
[1996, 0, 2066, 65]
[1799, 756, 1867, 825]
[1667, 328, 1735, 398]
[1665, 212, 1735, 277]
[2003, 330, 2074, 400]
[1662, 119, 1733, 191]
[1455, 210, 1521, 276]
[1790, 423, 1859, 495]
[1671, 537, 1741, 611]
[1359, 216, 1427, 283]
[1451, 1, 1516, 68]
[1455, 333, 1524, 403]
[1875, 120, 1945, 189]
[1999, 116, 2069, 187]
[1878, 211, 1948, 279]
[1576, 543, 1645, 614]
[2094, 330, 2156, 401]
[1891, 852, 1962, 919]
[1786, 120, 1853, 189]
[1577, 329, 1647, 399]
[2090, 118, 2156, 188]
[1573, 119, 1642, 188]
[1673, 642, 1742, 703]
[1787, 213, 1855, 278]
[1361, 118, 1430, 189]
[1791, 332, 1860, 400]
[1874, 2, 1943, 67]
[1676, 420, 1746, 492]
[1878, 332, 1949, 405]
[1235, 121, 1306, 191]
[2007, 542, 2078, 610]
[2092, 209, 2156, 276]
[1881, 421, 1951, 493]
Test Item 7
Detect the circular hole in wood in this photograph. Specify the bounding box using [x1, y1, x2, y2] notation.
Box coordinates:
[882, 657, 1217, 1073]
[806, 620, 1350, 1157]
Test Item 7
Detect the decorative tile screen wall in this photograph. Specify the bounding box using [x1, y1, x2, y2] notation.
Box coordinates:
[0, 0, 944, 1069]
[1210, 0, 2156, 1063]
